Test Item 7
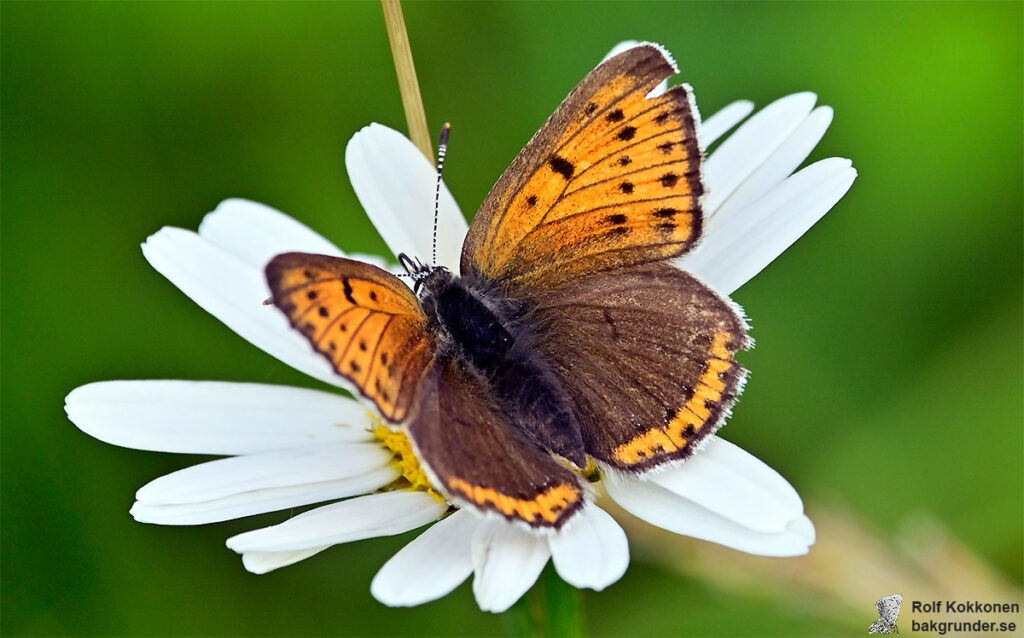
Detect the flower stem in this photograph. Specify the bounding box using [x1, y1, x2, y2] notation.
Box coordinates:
[501, 566, 585, 638]
[380, 0, 434, 163]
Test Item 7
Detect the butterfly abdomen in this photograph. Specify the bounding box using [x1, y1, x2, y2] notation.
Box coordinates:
[423, 275, 587, 468]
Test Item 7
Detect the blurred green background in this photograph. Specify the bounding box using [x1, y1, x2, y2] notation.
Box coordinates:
[3, 1, 1021, 636]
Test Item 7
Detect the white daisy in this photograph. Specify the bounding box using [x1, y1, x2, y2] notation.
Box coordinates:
[65, 44, 855, 613]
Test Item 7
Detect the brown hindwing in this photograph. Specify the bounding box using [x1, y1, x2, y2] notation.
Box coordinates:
[265, 253, 434, 422]
[462, 44, 704, 292]
[408, 357, 586, 529]
[525, 262, 750, 472]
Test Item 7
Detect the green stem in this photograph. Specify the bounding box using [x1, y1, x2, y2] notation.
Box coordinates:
[500, 566, 585, 638]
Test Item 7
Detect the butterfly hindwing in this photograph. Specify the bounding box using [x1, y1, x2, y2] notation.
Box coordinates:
[525, 263, 749, 472]
[266, 45, 745, 531]
[877, 595, 902, 625]
[265, 253, 434, 422]
[462, 44, 703, 291]
[408, 356, 586, 529]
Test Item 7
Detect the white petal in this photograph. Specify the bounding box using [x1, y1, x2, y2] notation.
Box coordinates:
[644, 436, 802, 534]
[199, 199, 399, 280]
[197, 198, 345, 269]
[682, 158, 857, 294]
[548, 505, 628, 591]
[787, 513, 816, 546]
[136, 443, 392, 504]
[131, 466, 398, 525]
[347, 252, 396, 272]
[707, 106, 833, 234]
[700, 100, 755, 148]
[604, 470, 812, 557]
[241, 546, 330, 574]
[65, 380, 373, 454]
[141, 227, 352, 389]
[471, 519, 551, 613]
[703, 92, 817, 216]
[371, 509, 479, 607]
[602, 41, 668, 97]
[345, 123, 467, 270]
[338, 251, 412, 289]
[225, 491, 446, 553]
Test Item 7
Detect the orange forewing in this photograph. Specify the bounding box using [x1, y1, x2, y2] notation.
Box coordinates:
[462, 44, 703, 290]
[265, 253, 434, 422]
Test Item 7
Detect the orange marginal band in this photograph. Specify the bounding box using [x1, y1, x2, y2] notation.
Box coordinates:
[447, 477, 582, 525]
[613, 331, 735, 465]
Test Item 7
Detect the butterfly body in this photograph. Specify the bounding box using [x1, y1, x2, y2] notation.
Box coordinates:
[418, 267, 588, 468]
[267, 44, 750, 530]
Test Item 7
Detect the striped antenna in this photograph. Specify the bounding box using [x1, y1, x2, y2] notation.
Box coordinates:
[432, 122, 451, 266]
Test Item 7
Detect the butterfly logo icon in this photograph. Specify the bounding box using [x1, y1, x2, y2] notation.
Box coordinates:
[265, 44, 749, 530]
[869, 594, 903, 634]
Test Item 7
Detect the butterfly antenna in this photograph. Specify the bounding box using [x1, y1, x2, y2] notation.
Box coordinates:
[432, 122, 451, 267]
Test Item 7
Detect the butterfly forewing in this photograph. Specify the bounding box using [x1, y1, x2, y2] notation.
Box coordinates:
[526, 263, 749, 472]
[462, 44, 703, 291]
[265, 45, 748, 532]
[877, 595, 902, 625]
[265, 253, 434, 422]
[409, 357, 586, 529]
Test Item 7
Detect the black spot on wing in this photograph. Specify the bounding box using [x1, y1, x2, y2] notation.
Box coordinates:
[617, 126, 637, 141]
[660, 173, 679, 188]
[342, 278, 355, 303]
[549, 155, 575, 180]
[606, 108, 625, 122]
[605, 213, 628, 225]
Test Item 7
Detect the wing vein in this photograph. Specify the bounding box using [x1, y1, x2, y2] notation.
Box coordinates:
[314, 305, 364, 343]
[537, 108, 678, 226]
[561, 157, 687, 200]
[393, 340, 431, 418]
[506, 194, 692, 257]
[506, 239, 692, 283]
[364, 315, 396, 391]
[565, 124, 687, 186]
[337, 312, 374, 374]
[553, 77, 654, 155]
[488, 76, 653, 245]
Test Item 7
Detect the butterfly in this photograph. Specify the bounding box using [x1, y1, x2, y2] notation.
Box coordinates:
[265, 43, 750, 530]
[869, 594, 902, 634]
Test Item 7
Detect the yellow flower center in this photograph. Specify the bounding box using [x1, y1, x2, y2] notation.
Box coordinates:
[370, 414, 602, 508]
[373, 422, 445, 502]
